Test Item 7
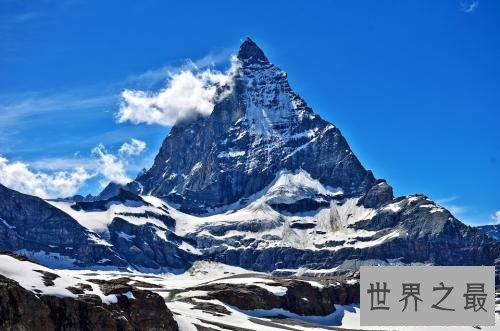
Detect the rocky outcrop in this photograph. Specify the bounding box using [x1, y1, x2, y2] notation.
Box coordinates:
[0, 274, 178, 331]
[476, 224, 500, 241]
[0, 184, 126, 268]
[71, 189, 148, 212]
[358, 180, 393, 209]
[190, 278, 359, 316]
[108, 217, 194, 271]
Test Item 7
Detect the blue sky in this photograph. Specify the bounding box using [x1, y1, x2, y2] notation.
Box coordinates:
[0, 0, 498, 225]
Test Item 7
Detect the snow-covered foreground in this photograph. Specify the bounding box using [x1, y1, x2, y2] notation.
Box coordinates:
[0, 254, 497, 331]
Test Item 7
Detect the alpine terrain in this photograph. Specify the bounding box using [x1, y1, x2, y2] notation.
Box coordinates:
[0, 38, 498, 330]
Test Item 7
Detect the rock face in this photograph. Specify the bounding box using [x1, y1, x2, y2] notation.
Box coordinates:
[133, 38, 379, 214]
[108, 216, 194, 271]
[0, 253, 178, 330]
[0, 274, 178, 331]
[476, 224, 500, 241]
[0, 184, 126, 268]
[187, 278, 359, 316]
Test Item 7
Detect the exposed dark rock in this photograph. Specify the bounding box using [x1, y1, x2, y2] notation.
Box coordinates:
[269, 198, 330, 214]
[192, 278, 359, 316]
[289, 222, 316, 230]
[0, 184, 127, 268]
[95, 182, 126, 201]
[71, 189, 148, 212]
[476, 224, 500, 241]
[0, 274, 178, 331]
[0, 274, 54, 330]
[238, 37, 269, 64]
[358, 180, 393, 209]
[88, 278, 134, 295]
[116, 211, 175, 229]
[34, 269, 60, 286]
[66, 283, 93, 295]
[180, 297, 232, 316]
[108, 217, 194, 271]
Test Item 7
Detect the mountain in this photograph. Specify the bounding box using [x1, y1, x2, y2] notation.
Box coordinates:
[477, 224, 500, 241]
[0, 38, 497, 274]
[133, 38, 385, 214]
[119, 38, 496, 271]
[0, 184, 126, 268]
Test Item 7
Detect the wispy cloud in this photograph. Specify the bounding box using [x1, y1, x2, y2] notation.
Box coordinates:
[119, 139, 146, 156]
[0, 91, 116, 129]
[436, 196, 468, 217]
[9, 12, 38, 24]
[30, 157, 97, 171]
[91, 144, 131, 187]
[491, 211, 500, 225]
[460, 0, 479, 13]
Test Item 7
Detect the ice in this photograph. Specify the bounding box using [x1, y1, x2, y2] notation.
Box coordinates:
[15, 250, 77, 269]
[117, 231, 136, 241]
[0, 217, 16, 229]
[217, 150, 246, 158]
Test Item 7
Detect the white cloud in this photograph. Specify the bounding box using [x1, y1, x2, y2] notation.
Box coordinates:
[116, 64, 235, 127]
[119, 138, 146, 156]
[0, 139, 146, 198]
[91, 144, 131, 187]
[437, 196, 467, 216]
[460, 0, 479, 13]
[0, 156, 93, 199]
[491, 211, 500, 225]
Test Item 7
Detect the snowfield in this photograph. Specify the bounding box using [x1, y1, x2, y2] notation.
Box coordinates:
[1, 255, 497, 331]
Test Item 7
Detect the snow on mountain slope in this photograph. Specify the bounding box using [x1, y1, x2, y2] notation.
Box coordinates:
[48, 199, 170, 235]
[44, 161, 497, 273]
[139, 169, 382, 252]
[0, 254, 121, 303]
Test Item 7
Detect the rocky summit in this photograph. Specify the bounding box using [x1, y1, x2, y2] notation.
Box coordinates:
[132, 38, 379, 214]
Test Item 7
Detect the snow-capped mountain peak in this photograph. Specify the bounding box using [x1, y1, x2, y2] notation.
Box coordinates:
[134, 39, 377, 213]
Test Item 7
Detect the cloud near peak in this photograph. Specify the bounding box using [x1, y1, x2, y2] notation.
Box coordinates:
[119, 138, 146, 156]
[116, 62, 236, 127]
[491, 211, 500, 225]
[91, 144, 131, 187]
[460, 0, 479, 13]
